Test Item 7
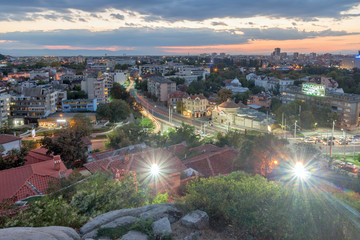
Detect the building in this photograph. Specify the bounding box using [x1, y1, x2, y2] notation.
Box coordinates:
[212, 99, 273, 131]
[281, 84, 360, 130]
[37, 112, 96, 128]
[62, 99, 97, 112]
[10, 85, 66, 122]
[341, 51, 360, 70]
[29, 70, 49, 81]
[0, 156, 72, 204]
[168, 91, 189, 108]
[182, 94, 209, 118]
[0, 134, 21, 155]
[114, 70, 128, 85]
[147, 76, 176, 102]
[81, 72, 109, 104]
[0, 90, 11, 126]
[247, 93, 272, 108]
[224, 77, 249, 94]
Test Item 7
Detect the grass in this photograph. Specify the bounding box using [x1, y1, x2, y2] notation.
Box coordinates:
[332, 153, 360, 166]
[97, 218, 158, 240]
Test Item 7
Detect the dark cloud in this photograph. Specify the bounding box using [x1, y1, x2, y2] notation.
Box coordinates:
[110, 13, 125, 20]
[0, 1, 358, 21]
[211, 22, 228, 26]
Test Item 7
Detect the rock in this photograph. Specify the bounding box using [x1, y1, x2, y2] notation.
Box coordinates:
[101, 216, 138, 229]
[0, 226, 80, 240]
[184, 231, 202, 240]
[120, 230, 148, 240]
[80, 204, 176, 235]
[139, 204, 182, 223]
[153, 217, 172, 237]
[181, 210, 209, 229]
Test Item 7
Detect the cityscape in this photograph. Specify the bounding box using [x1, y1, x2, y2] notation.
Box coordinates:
[1, 1, 360, 240]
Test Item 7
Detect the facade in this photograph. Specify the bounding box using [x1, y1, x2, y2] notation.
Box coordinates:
[147, 76, 176, 102]
[0, 134, 21, 155]
[62, 99, 97, 112]
[168, 91, 189, 108]
[341, 52, 360, 70]
[38, 112, 96, 128]
[182, 94, 209, 118]
[247, 93, 272, 108]
[0, 90, 11, 126]
[114, 70, 128, 85]
[212, 99, 273, 131]
[225, 77, 249, 93]
[81, 72, 109, 104]
[281, 85, 360, 130]
[10, 86, 65, 122]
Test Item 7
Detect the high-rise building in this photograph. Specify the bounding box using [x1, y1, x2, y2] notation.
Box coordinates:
[274, 48, 281, 56]
[293, 52, 299, 59]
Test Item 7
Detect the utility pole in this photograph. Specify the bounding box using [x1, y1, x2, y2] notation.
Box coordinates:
[342, 129, 346, 163]
[281, 112, 284, 130]
[294, 120, 297, 139]
[285, 118, 287, 140]
[330, 120, 335, 158]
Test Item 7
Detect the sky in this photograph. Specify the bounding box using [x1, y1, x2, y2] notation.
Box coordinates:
[0, 1, 359, 56]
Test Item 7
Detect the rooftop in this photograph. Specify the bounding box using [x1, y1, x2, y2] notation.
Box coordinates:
[0, 134, 21, 145]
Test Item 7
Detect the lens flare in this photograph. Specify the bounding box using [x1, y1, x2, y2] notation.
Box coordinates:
[293, 162, 309, 179]
[150, 164, 160, 176]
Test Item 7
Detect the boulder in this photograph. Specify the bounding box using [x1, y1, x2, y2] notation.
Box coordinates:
[181, 210, 209, 229]
[0, 226, 80, 240]
[120, 231, 148, 240]
[184, 231, 202, 240]
[139, 204, 182, 223]
[153, 217, 172, 237]
[80, 204, 177, 235]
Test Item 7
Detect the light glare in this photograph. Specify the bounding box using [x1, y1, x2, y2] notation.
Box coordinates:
[150, 164, 160, 176]
[293, 162, 309, 179]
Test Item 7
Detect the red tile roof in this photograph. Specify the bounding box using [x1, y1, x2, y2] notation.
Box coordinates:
[184, 146, 239, 177]
[168, 91, 188, 99]
[0, 134, 21, 144]
[85, 148, 186, 177]
[0, 158, 72, 204]
[25, 148, 53, 165]
[167, 142, 187, 154]
[218, 100, 239, 109]
[188, 94, 207, 100]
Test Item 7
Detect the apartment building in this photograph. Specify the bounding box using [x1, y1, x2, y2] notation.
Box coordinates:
[0, 90, 11, 126]
[281, 84, 360, 130]
[182, 94, 209, 118]
[81, 72, 109, 104]
[62, 99, 97, 112]
[147, 76, 176, 102]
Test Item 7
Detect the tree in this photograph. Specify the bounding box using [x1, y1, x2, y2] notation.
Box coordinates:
[110, 83, 130, 101]
[67, 90, 88, 100]
[176, 100, 185, 114]
[216, 88, 233, 103]
[96, 99, 131, 122]
[169, 77, 185, 85]
[0, 145, 29, 170]
[106, 122, 147, 149]
[69, 114, 93, 136]
[41, 129, 88, 168]
[168, 123, 200, 147]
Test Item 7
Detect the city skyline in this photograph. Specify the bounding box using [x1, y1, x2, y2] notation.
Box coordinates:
[0, 1, 360, 56]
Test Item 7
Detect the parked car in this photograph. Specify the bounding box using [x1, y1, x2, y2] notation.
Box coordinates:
[341, 163, 357, 173]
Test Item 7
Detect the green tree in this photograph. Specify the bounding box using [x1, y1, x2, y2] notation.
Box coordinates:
[176, 100, 185, 114]
[67, 90, 88, 99]
[169, 77, 185, 85]
[168, 123, 200, 147]
[96, 99, 131, 122]
[0, 145, 29, 170]
[70, 114, 93, 136]
[216, 88, 233, 103]
[106, 122, 147, 149]
[110, 82, 130, 101]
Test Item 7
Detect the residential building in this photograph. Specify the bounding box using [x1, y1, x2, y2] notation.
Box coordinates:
[0, 90, 11, 126]
[10, 85, 66, 122]
[247, 93, 272, 108]
[168, 91, 189, 108]
[29, 70, 49, 81]
[182, 94, 209, 118]
[224, 77, 249, 94]
[281, 84, 360, 130]
[147, 76, 176, 102]
[0, 155, 72, 204]
[341, 51, 360, 69]
[62, 99, 97, 112]
[0, 134, 21, 155]
[81, 72, 109, 104]
[114, 70, 128, 85]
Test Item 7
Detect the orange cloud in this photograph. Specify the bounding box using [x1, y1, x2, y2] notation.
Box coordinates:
[42, 45, 135, 51]
[157, 34, 360, 54]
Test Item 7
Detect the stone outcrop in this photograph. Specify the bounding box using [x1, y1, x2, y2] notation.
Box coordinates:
[120, 230, 148, 240]
[153, 217, 172, 236]
[0, 226, 80, 240]
[80, 203, 182, 239]
[181, 210, 209, 229]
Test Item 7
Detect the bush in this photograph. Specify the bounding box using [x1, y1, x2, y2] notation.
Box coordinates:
[3, 197, 86, 229]
[184, 171, 360, 239]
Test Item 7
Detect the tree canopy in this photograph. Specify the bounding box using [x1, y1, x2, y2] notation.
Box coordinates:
[96, 99, 131, 123]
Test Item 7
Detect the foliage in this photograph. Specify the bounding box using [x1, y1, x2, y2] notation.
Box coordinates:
[106, 122, 147, 149]
[97, 218, 155, 240]
[169, 77, 185, 85]
[0, 145, 29, 170]
[216, 88, 233, 103]
[139, 117, 154, 131]
[70, 172, 148, 218]
[114, 64, 130, 70]
[67, 90, 88, 100]
[41, 128, 88, 168]
[22, 140, 39, 150]
[175, 100, 185, 114]
[3, 197, 86, 229]
[69, 114, 93, 136]
[185, 171, 360, 239]
[167, 123, 200, 147]
[274, 100, 338, 129]
[135, 79, 148, 92]
[150, 192, 169, 204]
[96, 99, 131, 122]
[110, 83, 131, 103]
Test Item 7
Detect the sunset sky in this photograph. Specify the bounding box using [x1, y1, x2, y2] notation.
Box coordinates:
[0, 1, 360, 56]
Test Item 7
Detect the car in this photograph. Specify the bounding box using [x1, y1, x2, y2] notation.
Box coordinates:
[341, 163, 357, 173]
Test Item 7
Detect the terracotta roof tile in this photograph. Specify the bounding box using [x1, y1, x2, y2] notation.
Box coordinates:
[218, 100, 239, 109]
[0, 134, 21, 144]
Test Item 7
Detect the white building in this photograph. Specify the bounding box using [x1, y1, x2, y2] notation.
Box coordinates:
[114, 70, 128, 85]
[81, 72, 109, 104]
[0, 90, 10, 126]
[225, 78, 249, 94]
[0, 134, 21, 156]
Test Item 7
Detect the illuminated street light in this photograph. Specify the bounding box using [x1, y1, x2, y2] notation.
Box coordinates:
[150, 164, 160, 176]
[292, 162, 309, 180]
